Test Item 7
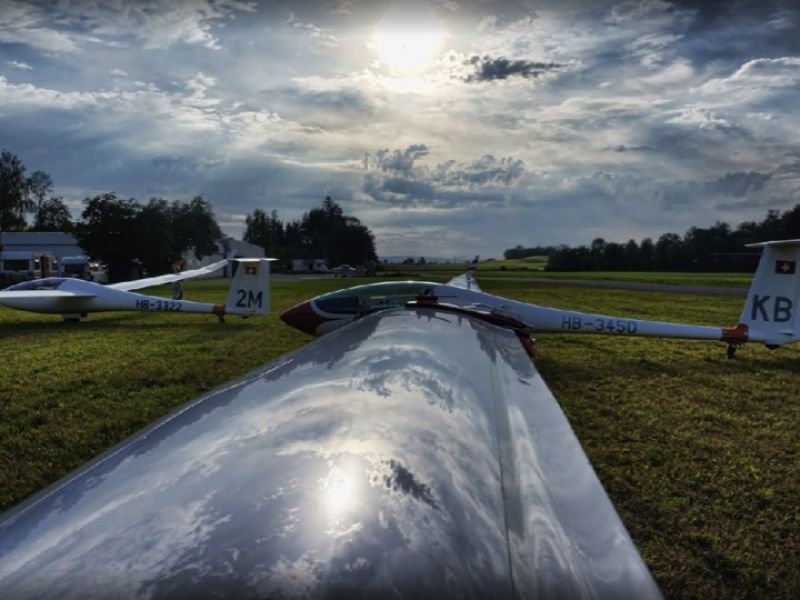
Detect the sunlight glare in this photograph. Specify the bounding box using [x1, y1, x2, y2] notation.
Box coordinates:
[372, 2, 444, 74]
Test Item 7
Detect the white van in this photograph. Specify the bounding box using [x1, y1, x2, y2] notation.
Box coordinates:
[60, 255, 91, 279]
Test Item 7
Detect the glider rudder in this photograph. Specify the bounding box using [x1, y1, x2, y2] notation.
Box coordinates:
[738, 240, 800, 348]
[224, 258, 274, 316]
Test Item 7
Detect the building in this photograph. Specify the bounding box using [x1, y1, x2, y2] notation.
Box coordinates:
[0, 232, 85, 279]
[0, 232, 83, 263]
[0, 232, 265, 280]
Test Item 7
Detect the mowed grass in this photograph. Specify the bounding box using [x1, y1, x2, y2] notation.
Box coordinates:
[387, 259, 754, 287]
[1, 276, 798, 598]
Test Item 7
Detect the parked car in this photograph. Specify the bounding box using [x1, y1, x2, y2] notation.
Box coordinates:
[332, 264, 357, 277]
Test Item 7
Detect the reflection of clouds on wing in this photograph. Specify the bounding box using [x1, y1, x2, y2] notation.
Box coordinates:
[383, 459, 439, 509]
[0, 309, 659, 596]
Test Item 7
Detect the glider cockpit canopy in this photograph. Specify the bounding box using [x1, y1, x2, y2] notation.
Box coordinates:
[5, 278, 69, 291]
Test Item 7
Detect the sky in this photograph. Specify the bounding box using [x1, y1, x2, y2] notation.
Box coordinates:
[1, 0, 799, 258]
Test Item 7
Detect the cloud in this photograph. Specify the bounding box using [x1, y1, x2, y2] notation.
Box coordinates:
[625, 31, 686, 72]
[666, 107, 744, 134]
[286, 13, 340, 48]
[607, 0, 684, 25]
[1, 0, 800, 258]
[364, 146, 525, 208]
[7, 60, 32, 70]
[0, 0, 257, 52]
[464, 55, 563, 82]
[708, 171, 772, 197]
[701, 57, 800, 95]
[0, 1, 79, 52]
[604, 144, 655, 152]
[372, 145, 430, 175]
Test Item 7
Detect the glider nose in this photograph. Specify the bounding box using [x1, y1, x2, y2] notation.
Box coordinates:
[280, 300, 327, 336]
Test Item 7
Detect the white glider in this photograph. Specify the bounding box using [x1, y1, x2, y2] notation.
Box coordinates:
[282, 240, 800, 356]
[0, 258, 275, 322]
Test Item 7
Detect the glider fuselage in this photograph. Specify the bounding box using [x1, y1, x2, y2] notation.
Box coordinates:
[281, 280, 736, 344]
[0, 278, 222, 316]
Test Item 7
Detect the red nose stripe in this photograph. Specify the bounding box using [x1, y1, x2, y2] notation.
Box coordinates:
[280, 301, 327, 336]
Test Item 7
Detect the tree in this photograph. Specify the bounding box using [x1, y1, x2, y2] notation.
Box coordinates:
[33, 197, 74, 232]
[651, 233, 683, 270]
[136, 198, 175, 275]
[74, 194, 142, 282]
[0, 150, 33, 231]
[244, 208, 284, 258]
[170, 196, 222, 260]
[245, 196, 377, 267]
[28, 170, 53, 225]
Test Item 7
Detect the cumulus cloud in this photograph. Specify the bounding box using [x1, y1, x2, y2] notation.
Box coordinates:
[364, 145, 525, 208]
[372, 145, 430, 175]
[464, 55, 563, 82]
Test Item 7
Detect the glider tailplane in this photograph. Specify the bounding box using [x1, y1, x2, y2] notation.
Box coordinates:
[224, 258, 273, 317]
[739, 240, 800, 348]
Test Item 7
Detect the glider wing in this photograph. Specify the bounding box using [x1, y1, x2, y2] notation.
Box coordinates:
[0, 309, 660, 598]
[0, 290, 96, 299]
[108, 259, 230, 292]
[446, 255, 481, 291]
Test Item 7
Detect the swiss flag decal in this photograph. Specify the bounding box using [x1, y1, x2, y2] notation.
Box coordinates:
[245, 265, 258, 275]
[775, 260, 796, 275]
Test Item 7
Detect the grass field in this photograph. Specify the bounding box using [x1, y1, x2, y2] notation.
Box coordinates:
[1, 276, 798, 598]
[386, 258, 754, 287]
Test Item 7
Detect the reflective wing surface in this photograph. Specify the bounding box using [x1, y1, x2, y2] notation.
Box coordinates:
[0, 309, 660, 599]
[108, 259, 230, 291]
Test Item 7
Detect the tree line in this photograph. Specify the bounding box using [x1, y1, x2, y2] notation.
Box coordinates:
[2, 151, 378, 281]
[513, 205, 800, 272]
[243, 196, 377, 266]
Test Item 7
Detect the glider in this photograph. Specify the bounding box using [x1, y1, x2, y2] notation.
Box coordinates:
[0, 258, 275, 322]
[281, 240, 800, 356]
[0, 242, 796, 597]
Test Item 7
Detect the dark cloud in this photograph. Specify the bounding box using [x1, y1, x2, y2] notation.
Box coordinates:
[604, 144, 655, 152]
[373, 145, 430, 175]
[708, 171, 771, 196]
[714, 196, 789, 211]
[464, 55, 563, 83]
[268, 87, 375, 115]
[432, 155, 524, 186]
[364, 146, 524, 208]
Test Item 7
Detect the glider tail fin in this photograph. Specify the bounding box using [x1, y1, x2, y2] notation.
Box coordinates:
[224, 258, 274, 316]
[738, 240, 800, 347]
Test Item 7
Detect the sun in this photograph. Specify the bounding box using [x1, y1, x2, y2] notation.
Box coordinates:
[372, 2, 444, 74]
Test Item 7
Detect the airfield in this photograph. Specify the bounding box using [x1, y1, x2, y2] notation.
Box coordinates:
[1, 265, 798, 599]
